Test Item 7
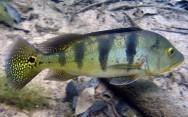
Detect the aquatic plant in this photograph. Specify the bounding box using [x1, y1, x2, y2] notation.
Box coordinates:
[0, 76, 48, 110]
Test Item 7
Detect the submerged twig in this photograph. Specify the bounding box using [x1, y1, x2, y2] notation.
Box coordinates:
[151, 28, 188, 35]
[109, 4, 150, 11]
[42, 0, 47, 10]
[12, 26, 30, 33]
[122, 12, 139, 28]
[134, 13, 158, 21]
[0, 24, 30, 33]
[171, 26, 188, 31]
[72, 0, 85, 5]
[109, 4, 188, 14]
[173, 71, 188, 89]
[75, 0, 113, 14]
[69, 0, 114, 22]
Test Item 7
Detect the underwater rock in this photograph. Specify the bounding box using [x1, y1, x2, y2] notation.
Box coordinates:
[78, 101, 107, 117]
[64, 78, 100, 112]
[64, 80, 79, 103]
[75, 87, 95, 115]
[175, 0, 188, 10]
[64, 78, 139, 116]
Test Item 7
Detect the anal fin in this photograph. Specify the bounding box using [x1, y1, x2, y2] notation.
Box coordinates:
[45, 69, 77, 81]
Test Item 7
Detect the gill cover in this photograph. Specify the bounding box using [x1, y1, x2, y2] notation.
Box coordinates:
[5, 39, 41, 89]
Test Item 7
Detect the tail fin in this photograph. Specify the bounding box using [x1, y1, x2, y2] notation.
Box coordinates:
[5, 39, 42, 89]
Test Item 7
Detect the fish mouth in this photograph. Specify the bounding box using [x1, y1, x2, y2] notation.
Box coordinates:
[168, 54, 184, 71]
[146, 54, 184, 76]
[160, 60, 184, 74]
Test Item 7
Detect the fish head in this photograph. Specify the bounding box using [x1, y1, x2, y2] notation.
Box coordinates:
[140, 31, 184, 75]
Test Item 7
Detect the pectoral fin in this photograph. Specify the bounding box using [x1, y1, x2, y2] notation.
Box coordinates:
[45, 69, 77, 81]
[109, 76, 139, 86]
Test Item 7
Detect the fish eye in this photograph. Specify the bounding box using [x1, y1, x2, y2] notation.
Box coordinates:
[167, 47, 175, 56]
[28, 56, 36, 63]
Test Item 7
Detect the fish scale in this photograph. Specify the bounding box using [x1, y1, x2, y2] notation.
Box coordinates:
[63, 32, 139, 76]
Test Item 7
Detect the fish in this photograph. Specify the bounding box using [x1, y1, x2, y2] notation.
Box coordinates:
[0, 0, 22, 26]
[5, 27, 184, 89]
[0, 1, 14, 26]
[2, 1, 22, 24]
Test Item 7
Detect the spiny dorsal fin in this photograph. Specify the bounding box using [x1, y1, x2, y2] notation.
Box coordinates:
[85, 27, 142, 36]
[36, 27, 142, 54]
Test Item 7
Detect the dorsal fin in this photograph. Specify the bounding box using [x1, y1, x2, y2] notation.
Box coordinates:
[85, 27, 142, 36]
[36, 34, 84, 54]
[36, 27, 142, 54]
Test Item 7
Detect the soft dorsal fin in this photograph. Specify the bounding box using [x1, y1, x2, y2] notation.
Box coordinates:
[36, 27, 142, 54]
[36, 34, 84, 54]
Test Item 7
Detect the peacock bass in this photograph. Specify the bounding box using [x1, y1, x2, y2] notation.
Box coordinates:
[5, 27, 184, 89]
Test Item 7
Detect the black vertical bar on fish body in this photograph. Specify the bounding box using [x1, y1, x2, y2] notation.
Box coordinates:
[150, 37, 160, 50]
[98, 35, 114, 70]
[74, 42, 85, 68]
[125, 32, 137, 65]
[43, 53, 66, 66]
[59, 53, 66, 65]
[150, 38, 160, 70]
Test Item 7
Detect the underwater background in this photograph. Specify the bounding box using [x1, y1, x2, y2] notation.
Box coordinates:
[0, 0, 188, 117]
